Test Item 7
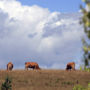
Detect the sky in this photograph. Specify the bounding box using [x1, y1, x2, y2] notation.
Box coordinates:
[17, 0, 84, 12]
[0, 0, 85, 69]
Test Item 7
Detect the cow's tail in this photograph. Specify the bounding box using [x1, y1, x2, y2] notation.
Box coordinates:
[37, 65, 41, 70]
[7, 64, 8, 70]
[25, 62, 27, 65]
[25, 62, 28, 70]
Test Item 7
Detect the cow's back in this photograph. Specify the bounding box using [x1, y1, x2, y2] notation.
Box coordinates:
[25, 62, 40, 70]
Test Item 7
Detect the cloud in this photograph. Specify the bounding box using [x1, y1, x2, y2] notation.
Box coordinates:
[0, 0, 84, 69]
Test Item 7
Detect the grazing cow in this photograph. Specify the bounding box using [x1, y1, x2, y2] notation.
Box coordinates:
[7, 62, 13, 71]
[25, 62, 40, 70]
[66, 62, 75, 71]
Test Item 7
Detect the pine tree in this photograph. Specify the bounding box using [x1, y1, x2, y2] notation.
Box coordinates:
[80, 0, 90, 68]
[1, 76, 12, 90]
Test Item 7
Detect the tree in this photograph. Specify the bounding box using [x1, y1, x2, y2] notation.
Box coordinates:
[80, 0, 90, 68]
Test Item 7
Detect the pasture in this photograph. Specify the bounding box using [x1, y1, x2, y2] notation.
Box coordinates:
[0, 70, 90, 90]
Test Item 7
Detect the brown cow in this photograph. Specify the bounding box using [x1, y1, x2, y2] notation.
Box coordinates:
[7, 62, 13, 71]
[66, 62, 75, 71]
[25, 62, 40, 70]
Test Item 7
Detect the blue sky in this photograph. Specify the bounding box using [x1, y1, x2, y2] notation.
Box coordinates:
[17, 0, 84, 12]
[0, 0, 84, 69]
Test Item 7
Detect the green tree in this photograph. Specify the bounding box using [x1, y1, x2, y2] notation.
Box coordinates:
[1, 76, 12, 90]
[80, 0, 90, 68]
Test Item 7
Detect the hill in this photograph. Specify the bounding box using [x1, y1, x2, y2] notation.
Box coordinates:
[0, 70, 90, 90]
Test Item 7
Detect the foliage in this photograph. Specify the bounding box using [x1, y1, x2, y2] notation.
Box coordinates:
[73, 83, 90, 90]
[80, 65, 90, 72]
[88, 83, 90, 90]
[80, 66, 83, 71]
[1, 76, 12, 90]
[84, 67, 90, 72]
[73, 85, 86, 90]
[80, 0, 90, 67]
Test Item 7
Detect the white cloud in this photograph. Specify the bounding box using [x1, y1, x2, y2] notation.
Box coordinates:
[0, 0, 84, 69]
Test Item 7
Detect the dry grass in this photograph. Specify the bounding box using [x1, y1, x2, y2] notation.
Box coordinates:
[0, 69, 90, 90]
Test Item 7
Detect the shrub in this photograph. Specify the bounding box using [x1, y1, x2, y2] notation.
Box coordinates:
[87, 83, 90, 90]
[1, 76, 12, 90]
[73, 83, 90, 90]
[84, 67, 90, 72]
[80, 65, 90, 72]
[73, 85, 86, 90]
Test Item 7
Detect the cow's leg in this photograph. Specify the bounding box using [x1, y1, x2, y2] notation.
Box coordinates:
[25, 66, 28, 70]
[34, 65, 37, 70]
[7, 67, 8, 71]
[27, 67, 28, 70]
[26, 67, 28, 70]
[33, 67, 34, 70]
[33, 66, 36, 70]
[7, 65, 8, 71]
[72, 64, 75, 70]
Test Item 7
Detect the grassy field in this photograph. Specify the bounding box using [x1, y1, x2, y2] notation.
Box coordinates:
[0, 69, 90, 90]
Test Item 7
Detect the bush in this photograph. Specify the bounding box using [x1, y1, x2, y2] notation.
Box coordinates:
[1, 76, 12, 90]
[84, 67, 90, 72]
[80, 66, 90, 72]
[73, 83, 90, 90]
[87, 83, 90, 90]
[73, 85, 86, 90]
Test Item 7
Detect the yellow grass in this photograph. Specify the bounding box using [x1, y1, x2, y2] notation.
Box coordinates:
[0, 69, 90, 90]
